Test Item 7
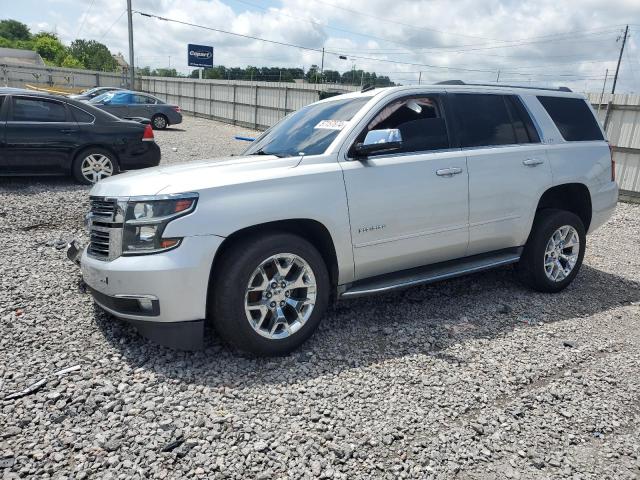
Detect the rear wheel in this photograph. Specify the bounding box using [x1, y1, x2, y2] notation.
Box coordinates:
[151, 114, 168, 130]
[72, 148, 119, 184]
[516, 209, 586, 293]
[211, 233, 329, 355]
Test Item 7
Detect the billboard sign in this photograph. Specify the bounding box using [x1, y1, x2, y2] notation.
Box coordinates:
[188, 44, 214, 68]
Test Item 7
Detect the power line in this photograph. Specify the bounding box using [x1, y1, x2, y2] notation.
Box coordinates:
[76, 0, 96, 39]
[132, 10, 618, 80]
[99, 10, 126, 41]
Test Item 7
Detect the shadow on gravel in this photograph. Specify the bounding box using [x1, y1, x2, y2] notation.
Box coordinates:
[92, 263, 640, 390]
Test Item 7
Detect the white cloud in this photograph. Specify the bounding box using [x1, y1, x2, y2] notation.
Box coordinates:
[19, 0, 640, 92]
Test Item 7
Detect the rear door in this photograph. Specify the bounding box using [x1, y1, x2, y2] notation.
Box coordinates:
[450, 92, 552, 255]
[129, 94, 155, 118]
[4, 95, 80, 174]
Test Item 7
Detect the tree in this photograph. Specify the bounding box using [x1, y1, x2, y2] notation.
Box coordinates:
[61, 55, 84, 69]
[68, 39, 117, 72]
[0, 19, 31, 41]
[33, 33, 66, 63]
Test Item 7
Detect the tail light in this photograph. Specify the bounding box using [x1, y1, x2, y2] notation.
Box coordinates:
[173, 106, 181, 113]
[142, 124, 155, 142]
[608, 142, 615, 181]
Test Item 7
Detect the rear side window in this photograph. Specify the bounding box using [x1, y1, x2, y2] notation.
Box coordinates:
[451, 94, 518, 147]
[537, 96, 603, 141]
[70, 105, 95, 123]
[11, 97, 67, 122]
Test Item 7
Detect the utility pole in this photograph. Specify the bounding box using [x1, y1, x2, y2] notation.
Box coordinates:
[611, 25, 628, 95]
[418, 71, 422, 84]
[320, 48, 324, 83]
[126, 0, 135, 89]
[496, 70, 500, 83]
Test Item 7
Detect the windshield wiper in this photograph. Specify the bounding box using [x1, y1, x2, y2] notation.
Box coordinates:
[249, 148, 286, 158]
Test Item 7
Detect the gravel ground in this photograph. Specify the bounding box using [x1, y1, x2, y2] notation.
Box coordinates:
[1, 115, 640, 479]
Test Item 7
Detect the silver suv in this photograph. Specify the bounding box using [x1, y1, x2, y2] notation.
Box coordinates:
[78, 82, 618, 354]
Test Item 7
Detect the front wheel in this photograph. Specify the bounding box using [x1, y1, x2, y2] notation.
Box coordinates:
[211, 233, 330, 355]
[516, 209, 586, 293]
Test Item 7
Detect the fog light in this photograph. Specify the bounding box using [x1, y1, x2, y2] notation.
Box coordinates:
[138, 298, 154, 312]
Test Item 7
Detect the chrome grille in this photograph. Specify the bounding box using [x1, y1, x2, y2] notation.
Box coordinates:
[87, 197, 122, 261]
[90, 197, 117, 221]
[88, 229, 110, 259]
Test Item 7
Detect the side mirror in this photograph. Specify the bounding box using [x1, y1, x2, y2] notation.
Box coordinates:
[354, 129, 403, 157]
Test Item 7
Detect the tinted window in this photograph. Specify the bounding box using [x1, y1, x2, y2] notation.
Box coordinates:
[537, 96, 603, 141]
[451, 94, 518, 147]
[70, 105, 95, 123]
[359, 96, 449, 154]
[244, 97, 370, 157]
[505, 96, 540, 144]
[109, 93, 132, 105]
[133, 94, 155, 104]
[11, 97, 67, 122]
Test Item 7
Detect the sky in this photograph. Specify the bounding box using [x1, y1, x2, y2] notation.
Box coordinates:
[2, 0, 640, 92]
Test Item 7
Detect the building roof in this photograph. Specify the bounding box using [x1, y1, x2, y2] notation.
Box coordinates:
[0, 47, 46, 66]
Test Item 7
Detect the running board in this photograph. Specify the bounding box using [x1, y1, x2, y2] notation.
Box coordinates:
[340, 247, 522, 299]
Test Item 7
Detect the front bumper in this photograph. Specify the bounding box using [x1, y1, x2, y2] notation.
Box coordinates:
[80, 234, 224, 348]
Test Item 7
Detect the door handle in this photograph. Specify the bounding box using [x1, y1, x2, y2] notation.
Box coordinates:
[436, 167, 463, 177]
[60, 129, 78, 134]
[523, 157, 544, 166]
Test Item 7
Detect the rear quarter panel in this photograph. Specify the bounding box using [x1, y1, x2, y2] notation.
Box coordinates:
[523, 94, 616, 233]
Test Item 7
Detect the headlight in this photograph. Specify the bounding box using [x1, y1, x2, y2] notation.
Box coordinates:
[122, 193, 198, 255]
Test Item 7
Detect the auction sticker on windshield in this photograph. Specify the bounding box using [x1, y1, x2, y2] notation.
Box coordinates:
[314, 120, 348, 130]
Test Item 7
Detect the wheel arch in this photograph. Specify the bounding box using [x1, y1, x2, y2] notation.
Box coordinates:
[536, 183, 592, 232]
[71, 144, 120, 174]
[206, 218, 340, 312]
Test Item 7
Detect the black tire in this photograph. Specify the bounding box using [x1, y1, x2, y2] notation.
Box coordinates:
[516, 209, 586, 293]
[210, 233, 330, 356]
[151, 114, 168, 130]
[72, 148, 119, 185]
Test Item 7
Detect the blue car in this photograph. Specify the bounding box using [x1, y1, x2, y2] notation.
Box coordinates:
[90, 90, 182, 130]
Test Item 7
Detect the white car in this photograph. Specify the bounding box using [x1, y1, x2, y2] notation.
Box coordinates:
[78, 82, 618, 354]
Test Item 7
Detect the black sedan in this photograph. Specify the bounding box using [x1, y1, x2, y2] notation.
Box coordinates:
[0, 88, 160, 184]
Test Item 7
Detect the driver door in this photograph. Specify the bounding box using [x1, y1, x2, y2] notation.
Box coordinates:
[341, 94, 469, 280]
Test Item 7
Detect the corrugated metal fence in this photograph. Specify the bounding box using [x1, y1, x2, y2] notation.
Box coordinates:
[588, 93, 640, 199]
[2, 63, 639, 196]
[140, 77, 356, 130]
[1, 63, 129, 91]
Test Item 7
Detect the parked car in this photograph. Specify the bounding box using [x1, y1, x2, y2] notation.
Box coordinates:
[0, 88, 161, 184]
[69, 86, 124, 102]
[76, 82, 618, 353]
[89, 90, 182, 130]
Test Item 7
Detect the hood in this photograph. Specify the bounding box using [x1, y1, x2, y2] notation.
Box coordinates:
[89, 155, 301, 197]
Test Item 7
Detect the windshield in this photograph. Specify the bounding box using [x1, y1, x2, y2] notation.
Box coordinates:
[90, 92, 114, 104]
[244, 96, 370, 158]
[81, 87, 100, 95]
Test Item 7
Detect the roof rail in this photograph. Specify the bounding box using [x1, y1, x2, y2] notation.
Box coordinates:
[435, 80, 572, 93]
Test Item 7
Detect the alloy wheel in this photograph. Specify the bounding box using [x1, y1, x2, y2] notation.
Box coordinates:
[543, 225, 580, 282]
[80, 154, 114, 183]
[244, 253, 317, 340]
[153, 116, 167, 129]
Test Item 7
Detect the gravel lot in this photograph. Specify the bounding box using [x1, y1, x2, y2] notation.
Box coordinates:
[1, 115, 639, 479]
